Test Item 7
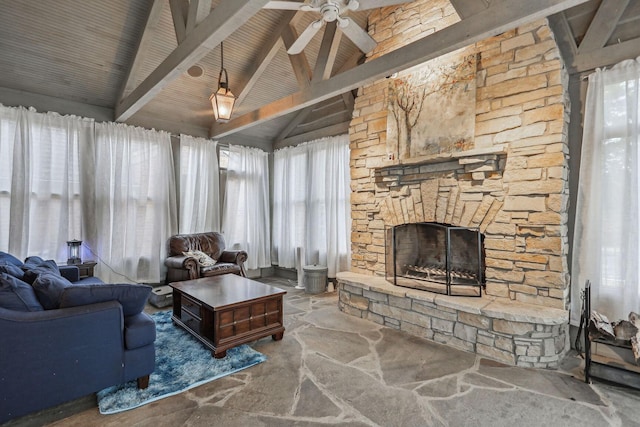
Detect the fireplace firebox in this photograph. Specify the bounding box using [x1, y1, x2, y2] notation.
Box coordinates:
[385, 222, 485, 297]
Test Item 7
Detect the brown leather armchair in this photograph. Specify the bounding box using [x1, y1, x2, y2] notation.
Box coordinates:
[164, 232, 248, 283]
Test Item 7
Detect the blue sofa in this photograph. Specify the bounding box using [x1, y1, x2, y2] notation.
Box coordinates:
[0, 252, 156, 423]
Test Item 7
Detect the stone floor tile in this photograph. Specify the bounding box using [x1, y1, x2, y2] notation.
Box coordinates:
[431, 388, 611, 427]
[6, 277, 640, 427]
[377, 329, 476, 385]
[478, 358, 605, 406]
[293, 377, 342, 418]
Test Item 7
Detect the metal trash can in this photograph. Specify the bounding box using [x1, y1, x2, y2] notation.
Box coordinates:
[303, 265, 328, 294]
[149, 285, 173, 308]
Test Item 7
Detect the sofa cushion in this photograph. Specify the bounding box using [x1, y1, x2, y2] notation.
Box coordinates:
[59, 283, 152, 317]
[123, 312, 156, 350]
[0, 251, 23, 267]
[32, 272, 74, 310]
[22, 258, 61, 284]
[183, 250, 217, 266]
[0, 262, 26, 280]
[0, 273, 44, 312]
[24, 256, 59, 270]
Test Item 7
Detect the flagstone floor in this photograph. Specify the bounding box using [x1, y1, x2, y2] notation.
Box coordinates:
[5, 276, 640, 427]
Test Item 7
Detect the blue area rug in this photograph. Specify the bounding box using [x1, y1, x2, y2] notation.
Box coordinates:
[97, 310, 267, 414]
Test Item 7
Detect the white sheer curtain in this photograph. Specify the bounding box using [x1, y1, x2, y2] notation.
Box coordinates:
[222, 145, 271, 270]
[0, 105, 90, 261]
[272, 134, 351, 278]
[572, 57, 640, 324]
[179, 135, 220, 233]
[87, 122, 177, 283]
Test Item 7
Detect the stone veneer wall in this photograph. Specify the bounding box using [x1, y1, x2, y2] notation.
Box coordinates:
[348, 0, 571, 310]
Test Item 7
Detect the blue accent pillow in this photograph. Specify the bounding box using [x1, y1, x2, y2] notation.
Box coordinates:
[31, 272, 74, 310]
[59, 283, 152, 317]
[22, 259, 61, 284]
[24, 255, 45, 266]
[0, 262, 25, 280]
[0, 273, 44, 312]
[0, 252, 23, 267]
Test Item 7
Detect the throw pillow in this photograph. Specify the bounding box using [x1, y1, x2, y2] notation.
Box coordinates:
[31, 272, 74, 310]
[22, 258, 61, 284]
[183, 250, 217, 267]
[0, 262, 26, 280]
[0, 251, 23, 267]
[0, 273, 44, 312]
[59, 283, 152, 317]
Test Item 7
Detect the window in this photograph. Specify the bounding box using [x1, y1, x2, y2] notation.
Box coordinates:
[272, 135, 351, 278]
[0, 107, 87, 260]
[572, 58, 640, 324]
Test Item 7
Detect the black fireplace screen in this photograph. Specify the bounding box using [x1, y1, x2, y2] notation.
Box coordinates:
[385, 222, 485, 297]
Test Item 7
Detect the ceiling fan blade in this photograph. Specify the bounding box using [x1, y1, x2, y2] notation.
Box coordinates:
[287, 20, 324, 54]
[263, 1, 306, 10]
[354, 0, 412, 11]
[337, 17, 377, 53]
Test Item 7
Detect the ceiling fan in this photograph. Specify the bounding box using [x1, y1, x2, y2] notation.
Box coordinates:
[264, 0, 410, 55]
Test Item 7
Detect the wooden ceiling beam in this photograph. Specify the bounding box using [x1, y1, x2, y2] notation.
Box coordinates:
[312, 21, 342, 83]
[210, 0, 589, 138]
[281, 24, 312, 89]
[234, 10, 299, 110]
[550, 5, 640, 74]
[574, 37, 640, 72]
[577, 0, 630, 53]
[275, 21, 342, 142]
[275, 106, 314, 142]
[118, 0, 165, 101]
[449, 0, 492, 19]
[169, 0, 189, 44]
[547, 12, 578, 73]
[115, 0, 270, 122]
[275, 121, 351, 149]
[275, 94, 345, 142]
[186, 0, 212, 33]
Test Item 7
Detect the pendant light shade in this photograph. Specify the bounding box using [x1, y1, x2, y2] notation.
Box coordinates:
[210, 42, 236, 123]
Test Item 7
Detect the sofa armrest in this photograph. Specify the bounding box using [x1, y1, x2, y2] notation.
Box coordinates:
[0, 301, 125, 422]
[59, 265, 80, 282]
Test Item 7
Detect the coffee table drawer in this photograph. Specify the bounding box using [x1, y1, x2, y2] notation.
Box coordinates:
[180, 294, 202, 333]
[216, 298, 283, 344]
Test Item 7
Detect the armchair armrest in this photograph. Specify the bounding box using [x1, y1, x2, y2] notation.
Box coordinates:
[165, 255, 193, 269]
[219, 250, 248, 277]
[165, 255, 199, 280]
[219, 250, 248, 264]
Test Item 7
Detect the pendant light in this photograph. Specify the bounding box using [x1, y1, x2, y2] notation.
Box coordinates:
[209, 42, 236, 122]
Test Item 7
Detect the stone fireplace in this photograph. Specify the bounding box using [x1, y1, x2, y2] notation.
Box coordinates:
[336, 0, 571, 367]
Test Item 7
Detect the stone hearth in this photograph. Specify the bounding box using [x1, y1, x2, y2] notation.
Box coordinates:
[337, 272, 568, 367]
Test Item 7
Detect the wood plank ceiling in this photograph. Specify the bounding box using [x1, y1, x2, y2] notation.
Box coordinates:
[1, 0, 636, 150]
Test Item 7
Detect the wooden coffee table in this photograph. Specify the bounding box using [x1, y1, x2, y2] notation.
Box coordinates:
[170, 275, 286, 358]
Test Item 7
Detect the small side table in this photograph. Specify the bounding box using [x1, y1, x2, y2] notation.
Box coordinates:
[69, 261, 97, 279]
